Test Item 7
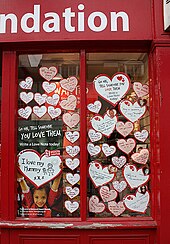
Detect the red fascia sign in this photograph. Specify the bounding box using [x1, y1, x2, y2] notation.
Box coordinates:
[0, 0, 152, 42]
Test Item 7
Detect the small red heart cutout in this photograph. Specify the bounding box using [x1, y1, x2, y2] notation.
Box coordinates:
[117, 76, 122, 81]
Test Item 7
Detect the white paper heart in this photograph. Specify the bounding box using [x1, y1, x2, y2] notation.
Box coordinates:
[18, 106, 32, 119]
[87, 100, 102, 113]
[66, 146, 80, 157]
[20, 92, 33, 104]
[91, 113, 117, 137]
[89, 195, 105, 213]
[123, 190, 150, 213]
[134, 130, 149, 142]
[33, 106, 47, 118]
[63, 113, 80, 128]
[19, 77, 33, 90]
[66, 173, 80, 185]
[65, 158, 80, 170]
[18, 149, 62, 188]
[116, 121, 133, 137]
[123, 165, 149, 189]
[34, 93, 47, 105]
[60, 76, 78, 92]
[108, 201, 125, 216]
[65, 186, 79, 199]
[65, 131, 80, 144]
[111, 156, 127, 168]
[117, 138, 136, 154]
[119, 100, 146, 123]
[88, 129, 102, 142]
[39, 66, 57, 81]
[102, 143, 116, 157]
[42, 81, 56, 93]
[133, 82, 149, 98]
[89, 161, 115, 188]
[64, 200, 79, 213]
[112, 180, 127, 192]
[48, 106, 61, 119]
[87, 142, 101, 156]
[131, 149, 149, 165]
[93, 73, 130, 106]
[60, 95, 77, 111]
[99, 186, 117, 202]
[46, 94, 60, 106]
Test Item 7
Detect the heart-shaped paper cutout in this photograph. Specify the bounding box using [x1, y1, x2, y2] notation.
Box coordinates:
[39, 66, 57, 81]
[48, 106, 61, 119]
[87, 142, 101, 156]
[131, 149, 149, 165]
[19, 77, 33, 90]
[102, 143, 116, 157]
[133, 82, 149, 98]
[93, 73, 130, 106]
[64, 200, 79, 213]
[60, 95, 77, 111]
[66, 146, 80, 157]
[65, 158, 80, 170]
[60, 76, 78, 92]
[18, 106, 32, 119]
[65, 131, 80, 144]
[18, 149, 62, 188]
[46, 94, 60, 106]
[119, 100, 146, 123]
[33, 106, 47, 118]
[123, 190, 150, 213]
[66, 173, 80, 185]
[87, 100, 102, 113]
[111, 156, 127, 168]
[63, 113, 80, 128]
[116, 121, 133, 137]
[88, 129, 102, 142]
[108, 201, 125, 216]
[89, 195, 105, 213]
[34, 93, 47, 105]
[99, 185, 117, 202]
[89, 161, 115, 188]
[42, 81, 56, 93]
[123, 165, 149, 189]
[112, 180, 127, 192]
[134, 130, 149, 142]
[91, 113, 117, 137]
[117, 138, 136, 154]
[20, 92, 33, 104]
[65, 186, 79, 199]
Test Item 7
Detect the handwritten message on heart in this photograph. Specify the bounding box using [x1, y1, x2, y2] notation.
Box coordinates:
[18, 106, 32, 119]
[42, 81, 56, 93]
[39, 66, 57, 81]
[66, 146, 80, 157]
[108, 201, 125, 216]
[88, 129, 102, 142]
[131, 149, 149, 165]
[134, 130, 149, 142]
[111, 156, 127, 168]
[119, 100, 146, 123]
[87, 100, 102, 114]
[65, 158, 80, 170]
[102, 143, 116, 157]
[18, 149, 62, 188]
[34, 93, 47, 105]
[33, 106, 47, 118]
[93, 73, 130, 106]
[87, 142, 101, 156]
[116, 121, 133, 137]
[66, 173, 80, 185]
[60, 76, 78, 92]
[65, 200, 79, 213]
[65, 131, 80, 144]
[65, 186, 79, 199]
[89, 195, 105, 213]
[112, 180, 127, 192]
[117, 138, 136, 154]
[48, 107, 61, 119]
[133, 82, 149, 98]
[19, 77, 33, 90]
[60, 95, 77, 111]
[20, 92, 33, 104]
[99, 186, 117, 202]
[46, 94, 60, 106]
[63, 113, 80, 128]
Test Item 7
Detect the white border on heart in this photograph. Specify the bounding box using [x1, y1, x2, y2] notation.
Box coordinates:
[33, 106, 47, 118]
[65, 158, 80, 170]
[66, 145, 80, 157]
[99, 185, 117, 202]
[48, 106, 61, 119]
[133, 82, 149, 98]
[65, 186, 79, 199]
[111, 156, 127, 168]
[65, 131, 80, 144]
[102, 143, 116, 157]
[87, 142, 101, 156]
[108, 201, 125, 216]
[65, 200, 79, 213]
[39, 66, 57, 81]
[131, 148, 149, 165]
[134, 129, 149, 142]
[66, 173, 80, 185]
[46, 94, 60, 106]
[34, 93, 47, 105]
[117, 138, 136, 154]
[87, 100, 102, 114]
[20, 92, 33, 104]
[112, 180, 127, 192]
[89, 195, 105, 213]
[18, 106, 32, 119]
[60, 95, 77, 111]
[42, 81, 56, 93]
[116, 121, 133, 137]
[88, 129, 102, 142]
[19, 77, 33, 90]
[60, 76, 78, 92]
[63, 113, 80, 128]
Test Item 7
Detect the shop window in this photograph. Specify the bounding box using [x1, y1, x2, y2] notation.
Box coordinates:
[17, 52, 150, 219]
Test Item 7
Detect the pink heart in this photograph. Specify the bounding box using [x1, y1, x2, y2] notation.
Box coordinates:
[131, 149, 149, 164]
[99, 186, 117, 202]
[60, 95, 77, 111]
[60, 76, 78, 92]
[117, 138, 136, 154]
[89, 195, 105, 213]
[116, 121, 133, 137]
[39, 66, 57, 81]
[63, 113, 80, 128]
[133, 82, 149, 98]
[108, 201, 125, 216]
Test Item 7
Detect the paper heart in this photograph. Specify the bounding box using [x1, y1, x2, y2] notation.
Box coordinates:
[123, 190, 150, 213]
[66, 173, 80, 185]
[60, 95, 77, 111]
[63, 113, 80, 128]
[88, 129, 102, 142]
[99, 186, 117, 202]
[48, 106, 61, 119]
[18, 149, 62, 188]
[117, 138, 136, 154]
[19, 77, 33, 90]
[87, 142, 101, 156]
[119, 100, 146, 123]
[108, 201, 125, 216]
[89, 161, 115, 188]
[102, 143, 116, 157]
[65, 131, 80, 144]
[93, 73, 130, 106]
[111, 156, 127, 168]
[87, 100, 102, 113]
[133, 82, 149, 98]
[20, 92, 33, 104]
[116, 121, 133, 137]
[89, 195, 105, 213]
[65, 158, 80, 170]
[123, 165, 149, 189]
[34, 93, 47, 105]
[64, 200, 79, 213]
[91, 113, 117, 137]
[39, 66, 57, 81]
[66, 145, 80, 157]
[33, 106, 47, 118]
[18, 106, 32, 119]
[42, 81, 56, 93]
[60, 76, 78, 92]
[65, 186, 79, 199]
[46, 94, 60, 106]
[112, 180, 127, 192]
[131, 149, 149, 165]
[134, 130, 149, 142]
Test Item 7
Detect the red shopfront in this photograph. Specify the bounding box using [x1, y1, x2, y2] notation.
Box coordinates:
[0, 0, 170, 243]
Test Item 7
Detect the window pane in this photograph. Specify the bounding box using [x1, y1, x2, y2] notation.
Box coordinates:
[87, 53, 150, 217]
[17, 53, 80, 218]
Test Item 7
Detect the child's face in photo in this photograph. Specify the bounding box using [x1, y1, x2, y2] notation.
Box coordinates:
[33, 188, 47, 208]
